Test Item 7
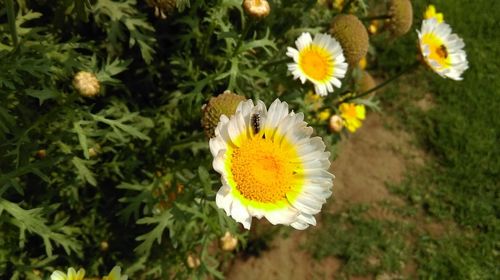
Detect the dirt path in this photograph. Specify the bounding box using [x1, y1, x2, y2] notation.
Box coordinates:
[226, 113, 422, 280]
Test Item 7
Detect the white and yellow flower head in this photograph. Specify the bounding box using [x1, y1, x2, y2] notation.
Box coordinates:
[424, 5, 443, 23]
[103, 266, 128, 280]
[50, 267, 85, 280]
[339, 103, 365, 133]
[287, 32, 348, 96]
[417, 18, 468, 80]
[210, 99, 333, 230]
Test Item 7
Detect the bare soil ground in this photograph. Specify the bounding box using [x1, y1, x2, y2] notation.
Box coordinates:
[226, 113, 424, 280]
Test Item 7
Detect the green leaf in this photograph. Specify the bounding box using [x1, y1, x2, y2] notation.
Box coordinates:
[135, 210, 173, 255]
[25, 88, 61, 105]
[71, 157, 97, 186]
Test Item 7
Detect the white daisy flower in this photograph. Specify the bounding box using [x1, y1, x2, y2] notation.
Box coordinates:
[210, 99, 334, 230]
[287, 32, 348, 96]
[50, 267, 85, 280]
[417, 18, 468, 80]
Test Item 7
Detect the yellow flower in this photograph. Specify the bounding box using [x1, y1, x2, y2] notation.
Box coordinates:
[333, 0, 344, 10]
[210, 99, 333, 230]
[339, 103, 365, 133]
[50, 268, 85, 280]
[318, 109, 331, 121]
[287, 32, 348, 96]
[424, 5, 444, 23]
[102, 266, 128, 280]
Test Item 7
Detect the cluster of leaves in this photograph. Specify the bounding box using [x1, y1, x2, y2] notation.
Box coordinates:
[0, 0, 378, 278]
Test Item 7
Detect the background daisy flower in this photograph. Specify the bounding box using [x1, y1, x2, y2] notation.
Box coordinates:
[417, 18, 468, 80]
[287, 32, 348, 96]
[103, 266, 128, 280]
[424, 5, 444, 23]
[50, 268, 85, 280]
[210, 99, 333, 230]
[339, 103, 365, 133]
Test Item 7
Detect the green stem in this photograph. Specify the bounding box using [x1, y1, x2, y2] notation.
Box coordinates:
[262, 57, 289, 68]
[232, 19, 253, 57]
[340, 61, 420, 104]
[5, 0, 18, 48]
[341, 0, 354, 13]
[360, 14, 392, 21]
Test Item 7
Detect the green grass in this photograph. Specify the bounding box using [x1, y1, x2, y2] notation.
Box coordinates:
[307, 0, 500, 278]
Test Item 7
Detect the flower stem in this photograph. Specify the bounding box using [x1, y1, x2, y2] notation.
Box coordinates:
[263, 57, 289, 68]
[232, 19, 254, 57]
[339, 61, 420, 104]
[360, 14, 392, 21]
[341, 0, 354, 13]
[5, 0, 18, 48]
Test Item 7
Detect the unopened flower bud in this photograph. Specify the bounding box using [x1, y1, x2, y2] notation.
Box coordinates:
[329, 14, 369, 66]
[36, 149, 47, 159]
[220, 231, 238, 251]
[146, 0, 176, 19]
[187, 254, 201, 269]
[387, 0, 413, 37]
[73, 71, 100, 97]
[243, 0, 271, 19]
[329, 115, 344, 133]
[100, 241, 109, 252]
[201, 90, 246, 138]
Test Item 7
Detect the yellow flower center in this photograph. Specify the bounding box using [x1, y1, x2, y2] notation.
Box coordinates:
[299, 45, 333, 82]
[226, 132, 303, 208]
[422, 33, 451, 69]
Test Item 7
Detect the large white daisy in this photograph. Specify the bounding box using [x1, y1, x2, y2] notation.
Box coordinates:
[287, 32, 348, 96]
[417, 18, 468, 80]
[210, 99, 333, 230]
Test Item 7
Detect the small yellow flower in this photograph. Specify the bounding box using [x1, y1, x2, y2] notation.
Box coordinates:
[50, 268, 85, 280]
[424, 5, 443, 23]
[358, 56, 367, 70]
[333, 0, 344, 10]
[102, 266, 128, 280]
[368, 22, 378, 35]
[339, 103, 365, 133]
[318, 109, 331, 121]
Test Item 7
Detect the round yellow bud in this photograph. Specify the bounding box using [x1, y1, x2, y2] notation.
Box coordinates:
[187, 254, 201, 269]
[329, 14, 369, 66]
[243, 0, 271, 19]
[73, 71, 100, 98]
[201, 91, 246, 138]
[329, 115, 344, 133]
[100, 241, 109, 252]
[220, 231, 238, 251]
[387, 0, 413, 37]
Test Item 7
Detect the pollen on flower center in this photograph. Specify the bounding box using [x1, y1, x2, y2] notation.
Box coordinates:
[422, 33, 450, 67]
[299, 46, 333, 81]
[229, 135, 301, 204]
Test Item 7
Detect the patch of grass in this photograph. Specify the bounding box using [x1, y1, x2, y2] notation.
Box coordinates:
[308, 205, 410, 277]
[308, 0, 500, 278]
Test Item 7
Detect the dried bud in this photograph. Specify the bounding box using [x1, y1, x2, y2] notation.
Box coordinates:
[100, 241, 109, 252]
[88, 144, 101, 158]
[146, 0, 176, 19]
[201, 91, 246, 138]
[220, 231, 238, 251]
[73, 71, 100, 98]
[329, 14, 369, 67]
[187, 254, 201, 269]
[387, 0, 413, 37]
[36, 149, 47, 159]
[329, 115, 344, 133]
[243, 0, 271, 19]
[357, 70, 377, 95]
